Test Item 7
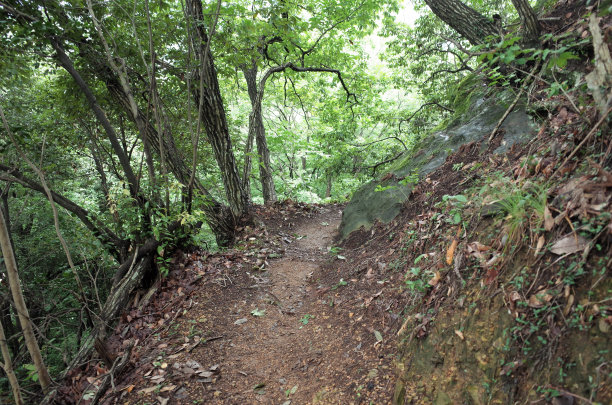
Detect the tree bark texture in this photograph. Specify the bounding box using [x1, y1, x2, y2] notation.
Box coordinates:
[0, 208, 52, 394]
[423, 0, 498, 45]
[186, 0, 249, 218]
[243, 65, 278, 204]
[241, 125, 255, 201]
[511, 0, 541, 44]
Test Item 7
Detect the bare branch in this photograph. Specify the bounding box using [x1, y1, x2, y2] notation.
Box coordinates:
[399, 102, 454, 133]
[261, 62, 357, 103]
[348, 136, 408, 150]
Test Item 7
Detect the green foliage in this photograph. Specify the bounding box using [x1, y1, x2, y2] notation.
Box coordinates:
[478, 174, 548, 247]
[299, 314, 314, 325]
[439, 194, 468, 225]
[404, 267, 430, 293]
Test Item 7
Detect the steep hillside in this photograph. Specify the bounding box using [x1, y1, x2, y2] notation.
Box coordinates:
[45, 2, 612, 405]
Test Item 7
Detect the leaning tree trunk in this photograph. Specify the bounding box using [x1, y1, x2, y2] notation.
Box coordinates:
[423, 0, 499, 45]
[243, 65, 277, 204]
[0, 208, 52, 394]
[186, 0, 249, 218]
[0, 318, 23, 405]
[511, 0, 540, 44]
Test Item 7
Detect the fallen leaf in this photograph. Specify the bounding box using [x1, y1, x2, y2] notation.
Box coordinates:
[139, 386, 159, 394]
[251, 308, 266, 317]
[528, 290, 554, 308]
[544, 205, 554, 231]
[563, 295, 575, 316]
[599, 317, 611, 333]
[446, 240, 458, 265]
[550, 235, 588, 255]
[428, 271, 441, 286]
[484, 267, 499, 285]
[509, 291, 521, 302]
[160, 384, 177, 392]
[197, 371, 214, 378]
[534, 235, 545, 257]
[397, 316, 412, 336]
[374, 330, 383, 342]
[234, 318, 248, 325]
[365, 268, 375, 279]
[454, 330, 465, 340]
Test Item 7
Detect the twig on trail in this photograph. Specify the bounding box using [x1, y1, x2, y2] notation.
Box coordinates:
[547, 387, 596, 404]
[552, 105, 612, 178]
[488, 61, 541, 143]
[187, 335, 224, 352]
[453, 250, 464, 285]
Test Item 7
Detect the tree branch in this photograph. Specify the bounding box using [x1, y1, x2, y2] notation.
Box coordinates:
[348, 136, 408, 150]
[0, 165, 126, 260]
[261, 62, 357, 103]
[399, 102, 454, 133]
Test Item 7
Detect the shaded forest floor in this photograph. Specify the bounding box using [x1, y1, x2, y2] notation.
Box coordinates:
[61, 201, 408, 404]
[58, 100, 612, 405]
[52, 2, 612, 402]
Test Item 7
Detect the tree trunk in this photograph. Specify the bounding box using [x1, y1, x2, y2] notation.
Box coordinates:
[511, 0, 540, 44]
[0, 296, 19, 361]
[186, 0, 249, 218]
[242, 128, 255, 201]
[243, 65, 277, 204]
[50, 38, 141, 201]
[105, 80, 238, 246]
[0, 317, 23, 405]
[326, 175, 332, 198]
[423, 0, 498, 45]
[0, 208, 52, 394]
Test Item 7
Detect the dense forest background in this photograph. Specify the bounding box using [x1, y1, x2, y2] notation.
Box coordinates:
[0, 0, 610, 403]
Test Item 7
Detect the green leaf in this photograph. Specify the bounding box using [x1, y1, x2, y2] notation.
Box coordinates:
[374, 330, 383, 342]
[251, 308, 266, 317]
[452, 212, 462, 224]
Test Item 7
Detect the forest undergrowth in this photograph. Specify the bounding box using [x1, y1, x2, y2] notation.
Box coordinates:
[53, 42, 612, 404]
[1, 0, 612, 404]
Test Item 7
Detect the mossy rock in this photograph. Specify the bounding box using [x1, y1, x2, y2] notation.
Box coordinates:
[340, 77, 536, 239]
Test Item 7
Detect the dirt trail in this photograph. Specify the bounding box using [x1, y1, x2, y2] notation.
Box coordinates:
[88, 203, 401, 405]
[206, 207, 343, 404]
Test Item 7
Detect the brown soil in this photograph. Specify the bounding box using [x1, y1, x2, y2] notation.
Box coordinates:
[69, 202, 402, 405]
